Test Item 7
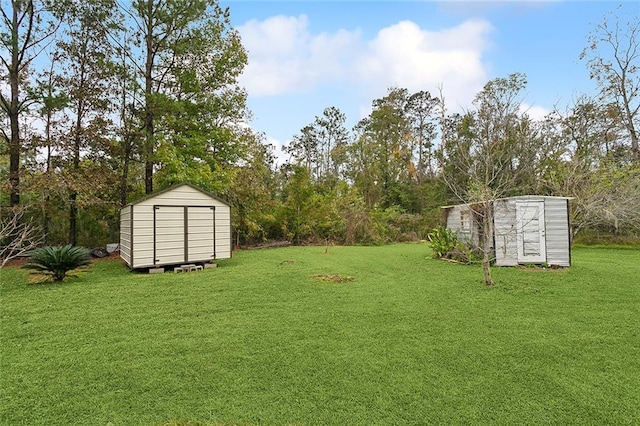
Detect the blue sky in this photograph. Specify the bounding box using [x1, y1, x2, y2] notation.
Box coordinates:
[220, 1, 635, 161]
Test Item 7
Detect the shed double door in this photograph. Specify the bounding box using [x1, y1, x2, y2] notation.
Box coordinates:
[515, 200, 546, 263]
[154, 206, 216, 265]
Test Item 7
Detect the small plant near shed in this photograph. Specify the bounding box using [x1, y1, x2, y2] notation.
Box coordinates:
[23, 245, 91, 282]
[520, 262, 558, 271]
[428, 227, 482, 264]
[428, 226, 460, 259]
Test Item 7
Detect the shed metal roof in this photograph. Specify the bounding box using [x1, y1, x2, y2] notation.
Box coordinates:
[124, 182, 231, 208]
[440, 195, 573, 209]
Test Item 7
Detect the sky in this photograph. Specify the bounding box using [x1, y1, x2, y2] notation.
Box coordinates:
[220, 1, 636, 162]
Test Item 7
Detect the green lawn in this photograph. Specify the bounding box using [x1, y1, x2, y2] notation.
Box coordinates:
[1, 244, 639, 425]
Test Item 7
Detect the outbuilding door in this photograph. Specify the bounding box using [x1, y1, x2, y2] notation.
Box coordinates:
[515, 200, 546, 264]
[154, 206, 185, 265]
[153, 205, 216, 265]
[186, 206, 216, 262]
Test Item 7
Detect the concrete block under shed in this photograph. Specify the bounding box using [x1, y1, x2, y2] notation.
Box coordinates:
[149, 267, 165, 274]
[205, 263, 218, 269]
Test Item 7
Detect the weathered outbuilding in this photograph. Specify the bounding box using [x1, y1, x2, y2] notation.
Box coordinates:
[442, 196, 572, 267]
[120, 183, 231, 270]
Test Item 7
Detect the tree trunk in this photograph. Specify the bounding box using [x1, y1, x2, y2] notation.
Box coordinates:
[9, 96, 20, 207]
[145, 150, 153, 194]
[8, 4, 22, 207]
[119, 54, 132, 207]
[69, 193, 77, 245]
[626, 118, 639, 161]
[144, 0, 154, 194]
[482, 204, 494, 286]
[120, 152, 130, 207]
[417, 122, 424, 185]
[69, 43, 88, 246]
[482, 245, 493, 286]
[69, 118, 81, 246]
[44, 102, 53, 242]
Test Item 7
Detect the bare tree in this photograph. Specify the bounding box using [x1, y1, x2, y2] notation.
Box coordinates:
[540, 97, 629, 236]
[581, 5, 640, 161]
[0, 206, 43, 268]
[440, 73, 531, 285]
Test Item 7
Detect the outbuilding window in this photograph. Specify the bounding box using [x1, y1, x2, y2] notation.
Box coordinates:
[460, 210, 471, 232]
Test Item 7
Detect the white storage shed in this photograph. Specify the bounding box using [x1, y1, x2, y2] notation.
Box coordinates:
[120, 183, 232, 269]
[442, 195, 572, 267]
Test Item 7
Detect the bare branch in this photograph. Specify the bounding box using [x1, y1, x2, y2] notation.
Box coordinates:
[0, 207, 44, 269]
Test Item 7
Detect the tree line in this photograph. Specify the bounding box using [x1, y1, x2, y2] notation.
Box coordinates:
[1, 1, 639, 250]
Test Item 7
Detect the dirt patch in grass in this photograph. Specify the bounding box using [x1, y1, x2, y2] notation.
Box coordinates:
[3, 256, 29, 268]
[311, 273, 354, 283]
[27, 273, 53, 284]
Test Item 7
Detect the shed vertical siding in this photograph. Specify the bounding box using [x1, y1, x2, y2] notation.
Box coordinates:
[214, 206, 232, 259]
[130, 205, 155, 268]
[120, 205, 132, 267]
[493, 199, 518, 266]
[543, 198, 571, 266]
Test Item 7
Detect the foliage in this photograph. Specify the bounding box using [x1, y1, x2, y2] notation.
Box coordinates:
[333, 186, 374, 245]
[427, 226, 460, 259]
[371, 206, 421, 244]
[574, 162, 640, 235]
[285, 106, 350, 185]
[54, 0, 119, 245]
[278, 165, 319, 243]
[405, 90, 441, 182]
[1, 0, 61, 207]
[23, 244, 91, 282]
[128, 0, 249, 194]
[227, 134, 279, 246]
[573, 231, 640, 246]
[1, 4, 638, 252]
[426, 226, 482, 263]
[351, 87, 414, 209]
[2, 245, 640, 424]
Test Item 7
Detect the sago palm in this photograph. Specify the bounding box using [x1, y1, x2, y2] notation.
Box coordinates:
[23, 245, 91, 282]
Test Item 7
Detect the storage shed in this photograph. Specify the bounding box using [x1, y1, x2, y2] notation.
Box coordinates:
[442, 196, 572, 267]
[120, 183, 231, 270]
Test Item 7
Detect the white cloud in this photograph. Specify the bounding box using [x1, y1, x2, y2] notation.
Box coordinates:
[238, 15, 360, 96]
[354, 19, 493, 109]
[265, 135, 289, 166]
[238, 15, 493, 108]
[520, 103, 552, 121]
[241, 15, 308, 57]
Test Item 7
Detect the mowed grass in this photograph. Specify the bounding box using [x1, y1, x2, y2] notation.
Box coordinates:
[1, 244, 639, 425]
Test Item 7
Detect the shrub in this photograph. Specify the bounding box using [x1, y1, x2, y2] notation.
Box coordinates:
[452, 243, 484, 264]
[427, 226, 460, 259]
[23, 245, 91, 282]
[427, 226, 485, 264]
